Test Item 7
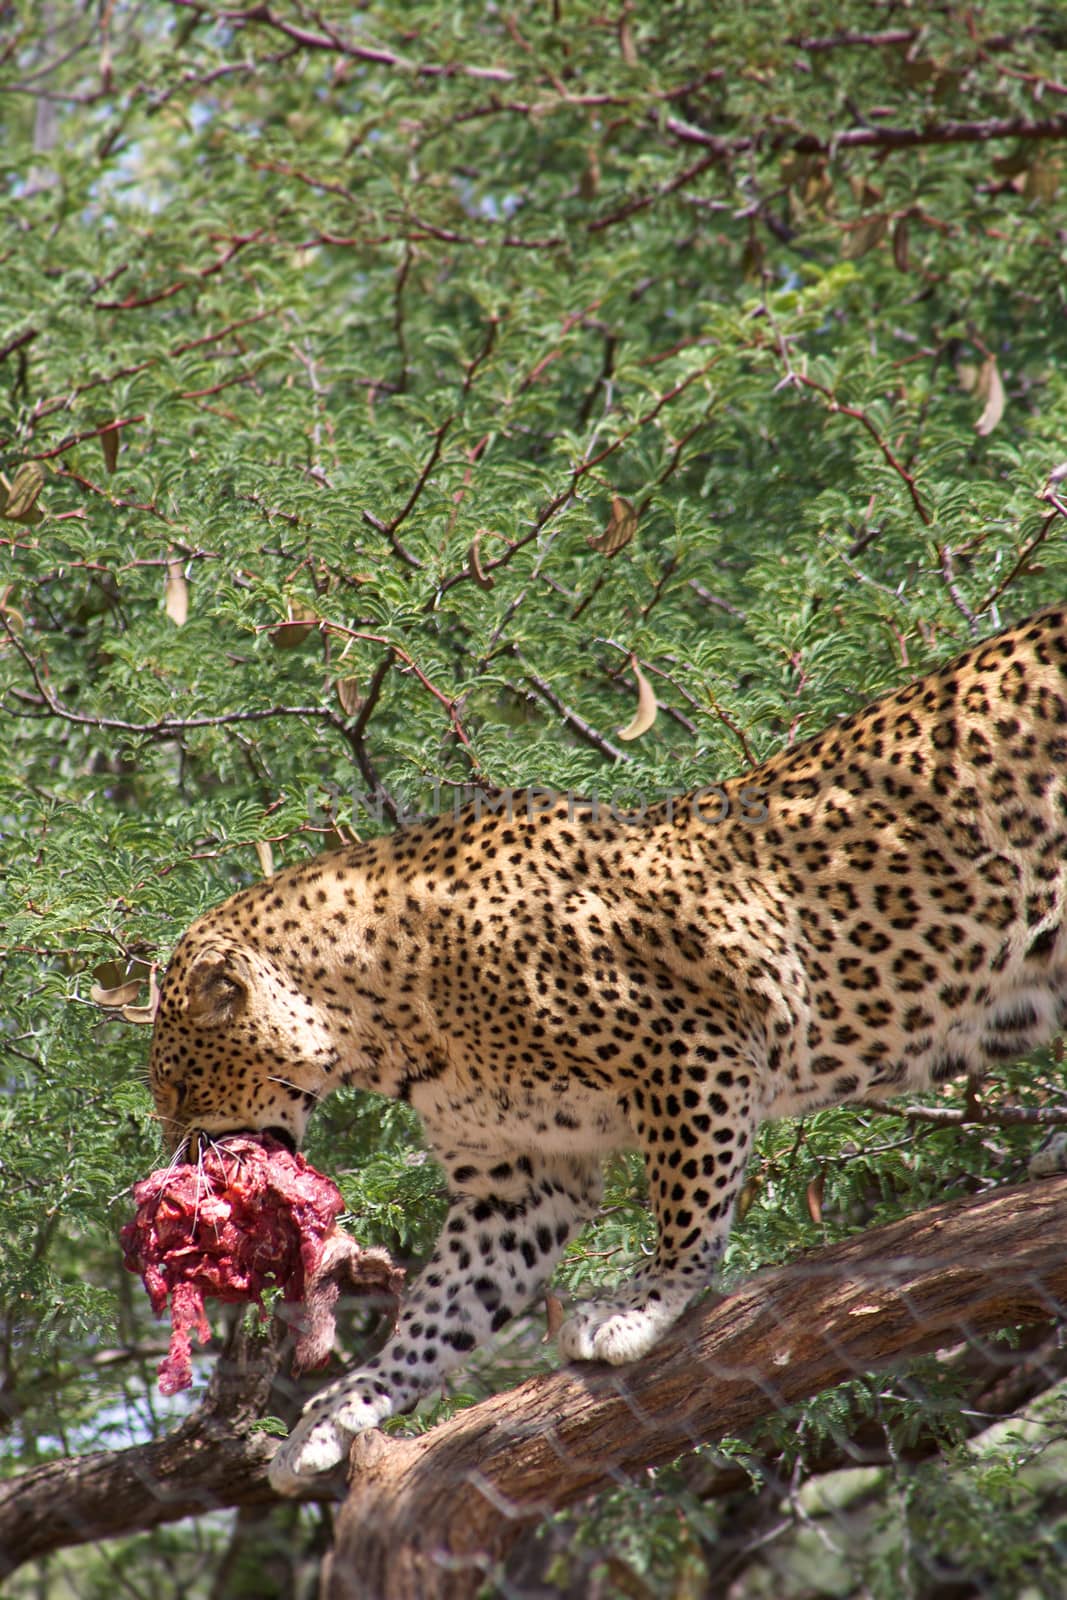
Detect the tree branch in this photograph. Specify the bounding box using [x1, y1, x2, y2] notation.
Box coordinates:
[0, 1321, 304, 1578]
[856, 1096, 1067, 1128]
[520, 665, 630, 764]
[664, 112, 1067, 160]
[1, 613, 337, 738]
[4, 1178, 1066, 1584]
[324, 1174, 1067, 1600]
[775, 368, 933, 526]
[164, 1, 516, 82]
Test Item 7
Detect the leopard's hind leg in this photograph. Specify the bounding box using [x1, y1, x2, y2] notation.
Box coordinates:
[557, 1046, 759, 1365]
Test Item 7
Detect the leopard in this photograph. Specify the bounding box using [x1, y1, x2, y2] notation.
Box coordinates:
[146, 602, 1067, 1495]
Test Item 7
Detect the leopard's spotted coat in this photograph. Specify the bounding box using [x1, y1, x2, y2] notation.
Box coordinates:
[147, 605, 1067, 1489]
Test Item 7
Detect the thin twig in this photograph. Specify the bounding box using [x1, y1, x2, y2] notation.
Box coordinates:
[708, 696, 760, 768]
[321, 623, 480, 769]
[938, 545, 979, 633]
[979, 510, 1059, 613]
[781, 371, 932, 527]
[1, 612, 336, 736]
[165, 0, 517, 81]
[520, 667, 629, 764]
[688, 582, 747, 621]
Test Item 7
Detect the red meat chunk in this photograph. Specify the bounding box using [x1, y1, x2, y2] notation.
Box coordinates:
[121, 1134, 346, 1395]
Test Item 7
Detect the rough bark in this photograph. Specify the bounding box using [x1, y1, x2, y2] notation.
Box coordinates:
[3, 1178, 1066, 1588]
[0, 1317, 303, 1577]
[323, 1175, 1067, 1600]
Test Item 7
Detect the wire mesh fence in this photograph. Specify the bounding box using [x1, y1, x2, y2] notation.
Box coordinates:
[4, 4, 1067, 1596]
[4, 1166, 1067, 1599]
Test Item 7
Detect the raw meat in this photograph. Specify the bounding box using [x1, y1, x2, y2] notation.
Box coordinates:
[121, 1133, 401, 1394]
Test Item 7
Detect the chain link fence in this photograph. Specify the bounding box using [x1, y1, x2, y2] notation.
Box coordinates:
[4, 1164, 1067, 1598]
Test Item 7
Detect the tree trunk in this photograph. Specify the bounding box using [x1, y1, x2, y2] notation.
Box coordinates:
[322, 1174, 1067, 1600]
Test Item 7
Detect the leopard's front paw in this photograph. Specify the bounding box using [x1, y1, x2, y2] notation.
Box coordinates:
[556, 1300, 670, 1366]
[268, 1391, 387, 1495]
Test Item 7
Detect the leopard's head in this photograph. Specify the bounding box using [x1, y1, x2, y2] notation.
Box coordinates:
[148, 923, 340, 1155]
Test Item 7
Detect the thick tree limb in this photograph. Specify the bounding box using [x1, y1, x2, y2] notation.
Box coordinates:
[0, 1320, 299, 1578]
[3, 1178, 1066, 1585]
[323, 1175, 1067, 1600]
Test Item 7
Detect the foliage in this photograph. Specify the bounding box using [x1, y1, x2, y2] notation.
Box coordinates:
[2, 0, 1067, 1593]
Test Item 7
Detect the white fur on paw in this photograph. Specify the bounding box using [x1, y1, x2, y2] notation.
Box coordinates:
[269, 1415, 350, 1494]
[268, 1394, 386, 1494]
[557, 1305, 664, 1365]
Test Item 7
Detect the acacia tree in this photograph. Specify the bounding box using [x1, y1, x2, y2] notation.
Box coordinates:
[2, 3, 1067, 1594]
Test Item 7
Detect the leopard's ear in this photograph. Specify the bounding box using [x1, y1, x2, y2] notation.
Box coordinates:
[183, 947, 250, 1028]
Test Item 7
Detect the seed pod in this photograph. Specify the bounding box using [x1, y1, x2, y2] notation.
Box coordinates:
[736, 1175, 761, 1222]
[974, 356, 1005, 436]
[100, 424, 121, 474]
[164, 552, 188, 625]
[122, 968, 160, 1025]
[335, 676, 362, 716]
[616, 656, 657, 741]
[468, 530, 495, 590]
[90, 978, 144, 1008]
[269, 603, 318, 649]
[2, 462, 46, 524]
[842, 214, 887, 259]
[589, 495, 638, 557]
